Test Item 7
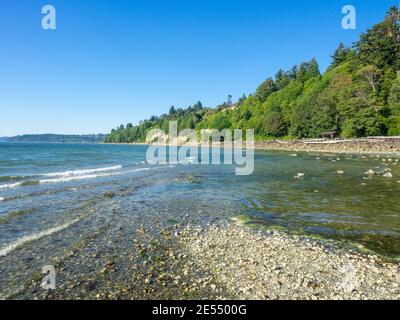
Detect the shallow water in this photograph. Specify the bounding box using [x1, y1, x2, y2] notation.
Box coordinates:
[0, 142, 399, 297]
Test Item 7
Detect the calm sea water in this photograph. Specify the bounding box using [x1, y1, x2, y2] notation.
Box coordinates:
[0, 142, 400, 297]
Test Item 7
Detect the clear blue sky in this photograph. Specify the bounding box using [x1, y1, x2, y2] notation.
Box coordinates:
[0, 0, 397, 136]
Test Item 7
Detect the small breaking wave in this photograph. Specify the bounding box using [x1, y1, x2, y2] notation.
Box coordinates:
[0, 180, 40, 190]
[40, 174, 106, 184]
[38, 167, 153, 184]
[0, 165, 123, 189]
[0, 165, 173, 189]
[0, 182, 24, 190]
[0, 217, 81, 257]
[40, 165, 123, 177]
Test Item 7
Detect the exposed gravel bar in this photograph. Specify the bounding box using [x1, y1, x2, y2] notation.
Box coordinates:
[254, 138, 400, 154]
[13, 220, 400, 300]
[178, 222, 400, 300]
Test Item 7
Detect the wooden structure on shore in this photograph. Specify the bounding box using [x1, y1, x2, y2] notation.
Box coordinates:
[320, 131, 338, 140]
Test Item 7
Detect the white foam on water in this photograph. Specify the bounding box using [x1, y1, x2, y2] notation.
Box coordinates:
[41, 165, 123, 177]
[0, 217, 81, 257]
[40, 174, 101, 184]
[0, 166, 123, 189]
[178, 157, 197, 164]
[0, 182, 24, 190]
[39, 167, 156, 184]
[0, 165, 173, 188]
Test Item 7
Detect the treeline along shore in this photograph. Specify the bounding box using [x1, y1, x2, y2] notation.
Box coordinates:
[105, 7, 400, 146]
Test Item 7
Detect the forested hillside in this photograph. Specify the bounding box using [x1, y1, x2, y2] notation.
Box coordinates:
[105, 6, 400, 143]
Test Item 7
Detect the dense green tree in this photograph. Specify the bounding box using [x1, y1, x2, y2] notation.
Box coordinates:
[227, 95, 233, 106]
[264, 111, 286, 136]
[193, 101, 203, 111]
[307, 59, 321, 78]
[275, 69, 291, 90]
[387, 76, 400, 135]
[237, 94, 247, 106]
[296, 63, 308, 82]
[331, 43, 351, 67]
[289, 65, 298, 80]
[389, 76, 400, 114]
[356, 6, 400, 69]
[255, 78, 276, 101]
[357, 65, 381, 92]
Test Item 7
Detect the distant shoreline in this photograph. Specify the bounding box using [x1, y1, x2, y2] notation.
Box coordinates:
[1, 134, 105, 144]
[0, 141, 104, 145]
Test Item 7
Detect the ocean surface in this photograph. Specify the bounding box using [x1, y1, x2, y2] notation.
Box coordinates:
[0, 142, 400, 297]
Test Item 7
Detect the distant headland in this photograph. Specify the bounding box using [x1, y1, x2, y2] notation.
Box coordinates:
[0, 134, 106, 143]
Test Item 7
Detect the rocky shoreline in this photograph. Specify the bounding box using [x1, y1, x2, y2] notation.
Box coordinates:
[254, 137, 400, 154]
[178, 222, 400, 300]
[15, 219, 400, 300]
[113, 137, 400, 155]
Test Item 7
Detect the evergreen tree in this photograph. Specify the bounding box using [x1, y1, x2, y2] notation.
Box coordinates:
[356, 6, 400, 69]
[296, 63, 309, 82]
[331, 43, 351, 67]
[255, 78, 276, 101]
[307, 59, 321, 78]
[275, 69, 291, 89]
